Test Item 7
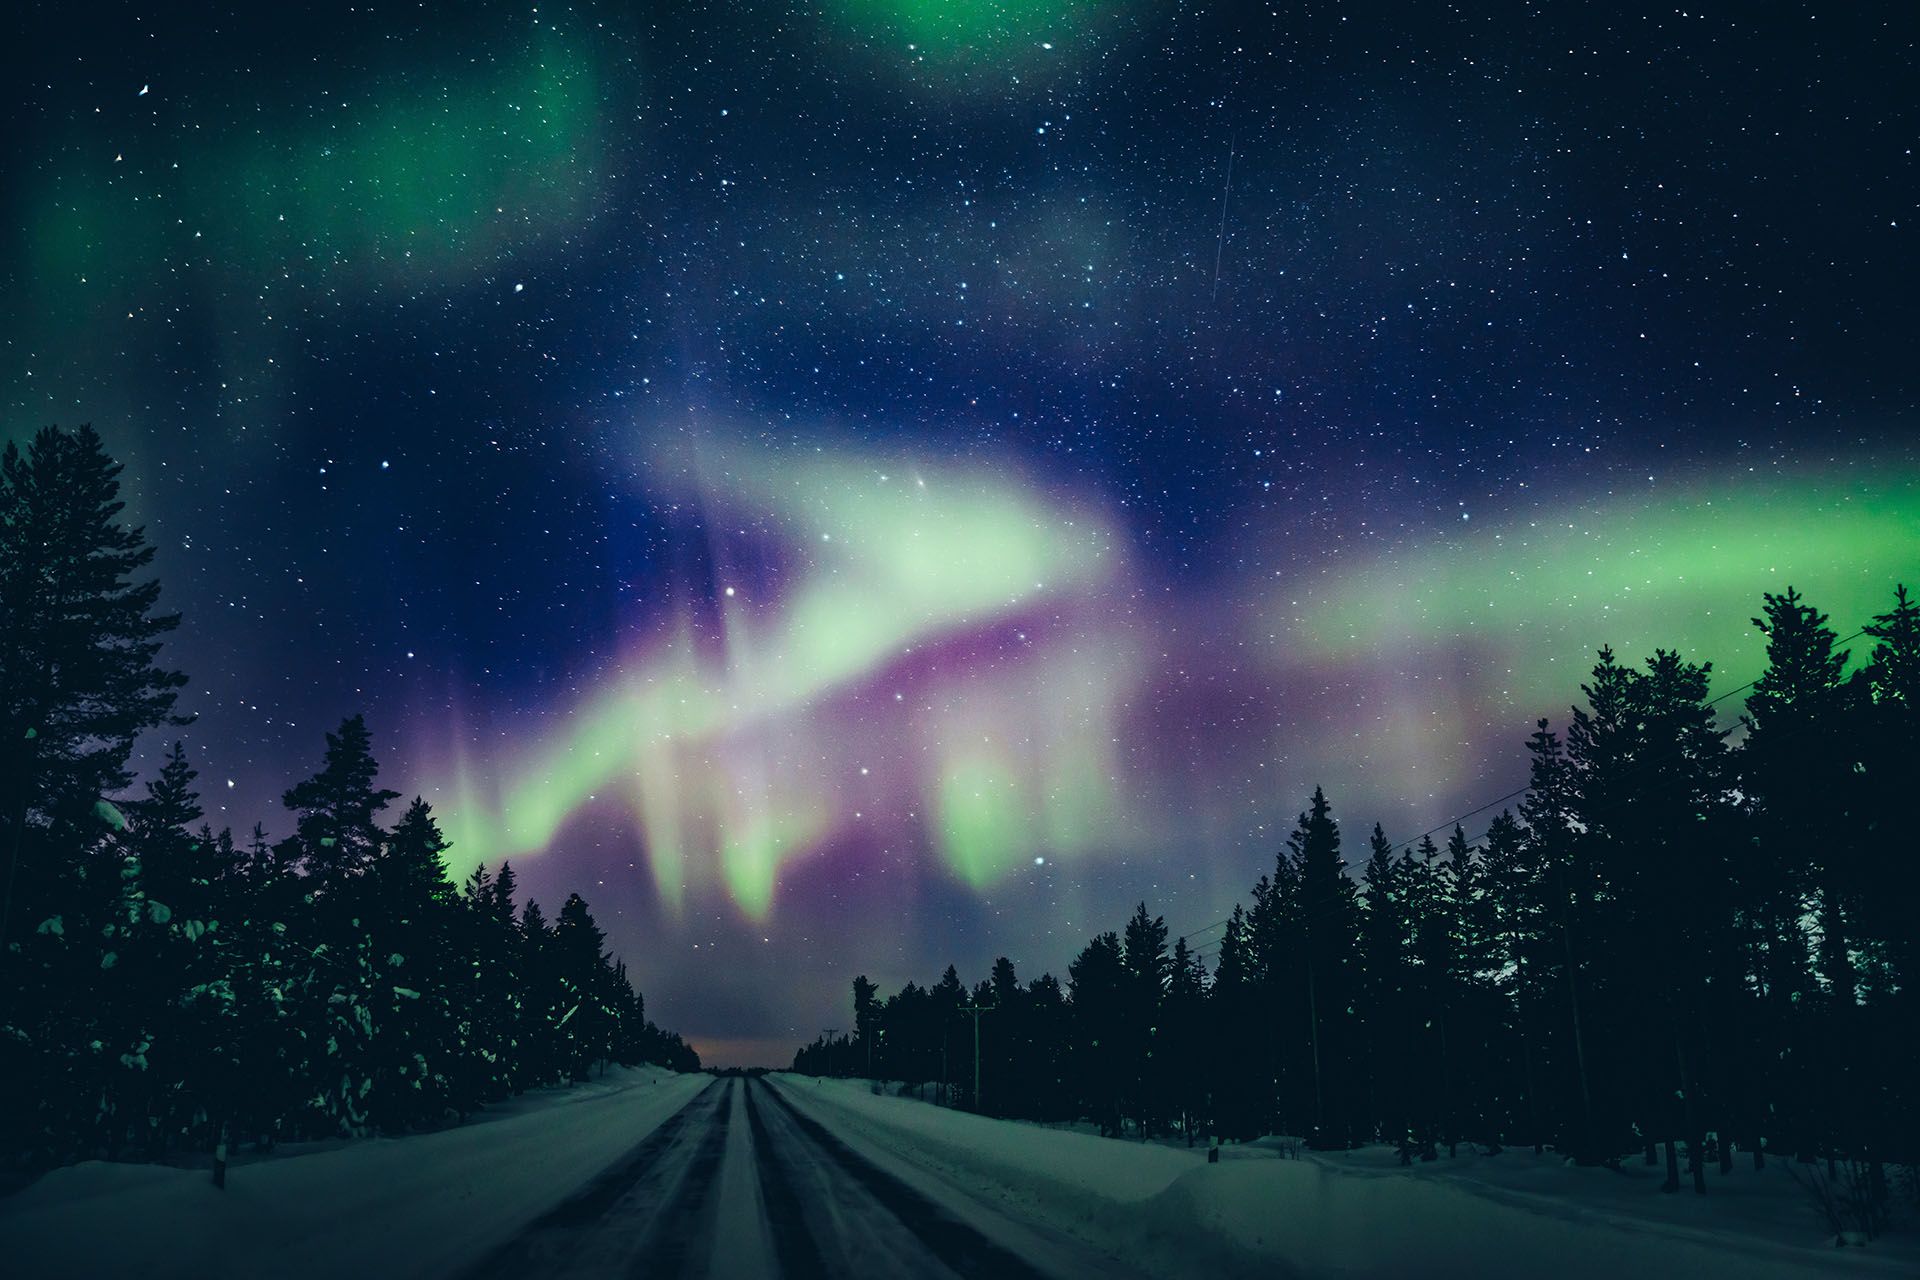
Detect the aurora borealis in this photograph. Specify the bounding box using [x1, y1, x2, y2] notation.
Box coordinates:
[7, 3, 1915, 1065]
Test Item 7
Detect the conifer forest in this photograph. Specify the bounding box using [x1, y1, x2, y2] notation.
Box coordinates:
[2, 426, 698, 1175]
[797, 579, 1920, 1197]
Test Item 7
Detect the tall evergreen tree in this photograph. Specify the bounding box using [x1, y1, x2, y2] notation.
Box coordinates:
[1741, 591, 1866, 1167]
[279, 716, 399, 887]
[1067, 931, 1127, 1136]
[1359, 824, 1411, 1151]
[1208, 904, 1264, 1139]
[1480, 809, 1547, 1153]
[1121, 902, 1171, 1135]
[1288, 786, 1357, 1147]
[0, 427, 192, 1164]
[552, 893, 613, 1081]
[1743, 590, 1862, 1003]
[364, 798, 461, 1129]
[853, 973, 880, 1077]
[1520, 718, 1600, 1163]
[1163, 937, 1208, 1142]
[126, 742, 206, 921]
[0, 424, 188, 947]
[1861, 586, 1920, 995]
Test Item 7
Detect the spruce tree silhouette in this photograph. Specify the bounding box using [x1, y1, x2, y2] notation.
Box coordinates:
[0, 425, 188, 950]
[280, 715, 399, 888]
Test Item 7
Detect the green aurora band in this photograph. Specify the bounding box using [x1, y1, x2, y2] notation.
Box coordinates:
[1276, 467, 1919, 696]
[428, 446, 1916, 922]
[24, 28, 601, 311]
[431, 432, 1133, 917]
[10, 23, 608, 458]
[824, 0, 1135, 90]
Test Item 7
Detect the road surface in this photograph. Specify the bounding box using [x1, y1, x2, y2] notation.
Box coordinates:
[463, 1075, 1141, 1280]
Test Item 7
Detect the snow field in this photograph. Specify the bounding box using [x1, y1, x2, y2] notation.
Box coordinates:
[770, 1075, 1915, 1279]
[1, 1067, 708, 1280]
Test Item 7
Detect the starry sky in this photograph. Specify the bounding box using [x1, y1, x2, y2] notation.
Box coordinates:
[7, 2, 1916, 1066]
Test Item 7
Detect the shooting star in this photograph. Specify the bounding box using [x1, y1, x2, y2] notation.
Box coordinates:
[1210, 132, 1235, 305]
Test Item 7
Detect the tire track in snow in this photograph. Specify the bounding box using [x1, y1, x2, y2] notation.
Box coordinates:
[742, 1077, 830, 1280]
[633, 1077, 735, 1277]
[757, 1077, 1051, 1280]
[461, 1079, 723, 1278]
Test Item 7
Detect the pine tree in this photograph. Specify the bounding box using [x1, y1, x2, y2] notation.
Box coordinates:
[1067, 932, 1127, 1136]
[1025, 972, 1069, 1120]
[517, 898, 559, 1086]
[1121, 903, 1171, 1135]
[1637, 648, 1731, 1192]
[1164, 936, 1208, 1143]
[117, 742, 221, 1160]
[1861, 586, 1920, 994]
[1520, 718, 1600, 1163]
[1207, 904, 1263, 1139]
[984, 959, 1028, 1116]
[1740, 591, 1867, 1168]
[1288, 786, 1357, 1148]
[1404, 833, 1453, 1158]
[364, 798, 460, 1130]
[204, 815, 307, 1155]
[276, 719, 400, 1135]
[853, 974, 880, 1077]
[1359, 824, 1411, 1152]
[479, 861, 526, 1097]
[552, 893, 612, 1081]
[1744, 590, 1861, 1003]
[1246, 840, 1304, 1134]
[126, 742, 206, 921]
[1480, 809, 1547, 1153]
[0, 426, 189, 948]
[280, 716, 399, 888]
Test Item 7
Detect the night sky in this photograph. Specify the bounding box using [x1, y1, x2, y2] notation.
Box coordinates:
[7, 2, 1916, 1065]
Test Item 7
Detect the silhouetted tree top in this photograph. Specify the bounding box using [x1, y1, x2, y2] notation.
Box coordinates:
[281, 715, 400, 884]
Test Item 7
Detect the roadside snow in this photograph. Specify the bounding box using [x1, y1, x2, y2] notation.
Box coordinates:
[2, 1067, 707, 1280]
[771, 1076, 1915, 1279]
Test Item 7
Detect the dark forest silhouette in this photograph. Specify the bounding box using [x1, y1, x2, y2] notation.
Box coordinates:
[1, 425, 697, 1176]
[796, 583, 1920, 1206]
[8, 424, 1918, 1220]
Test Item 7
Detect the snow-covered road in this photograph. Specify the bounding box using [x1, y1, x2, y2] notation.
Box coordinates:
[463, 1075, 1143, 1279]
[9, 1067, 1910, 1278]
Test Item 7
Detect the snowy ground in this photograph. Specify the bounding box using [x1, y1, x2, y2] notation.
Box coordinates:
[464, 1074, 1138, 1279]
[772, 1075, 1919, 1279]
[9, 1066, 1915, 1278]
[4, 1072, 1137, 1280]
[1, 1067, 707, 1280]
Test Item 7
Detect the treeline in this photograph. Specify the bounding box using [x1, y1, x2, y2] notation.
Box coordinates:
[797, 580, 1920, 1193]
[1, 425, 696, 1174]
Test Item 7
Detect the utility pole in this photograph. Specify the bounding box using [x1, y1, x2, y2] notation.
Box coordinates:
[822, 1029, 840, 1078]
[961, 1005, 994, 1113]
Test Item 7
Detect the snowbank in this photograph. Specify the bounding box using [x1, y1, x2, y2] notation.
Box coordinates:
[770, 1076, 1914, 1279]
[2, 1067, 708, 1280]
